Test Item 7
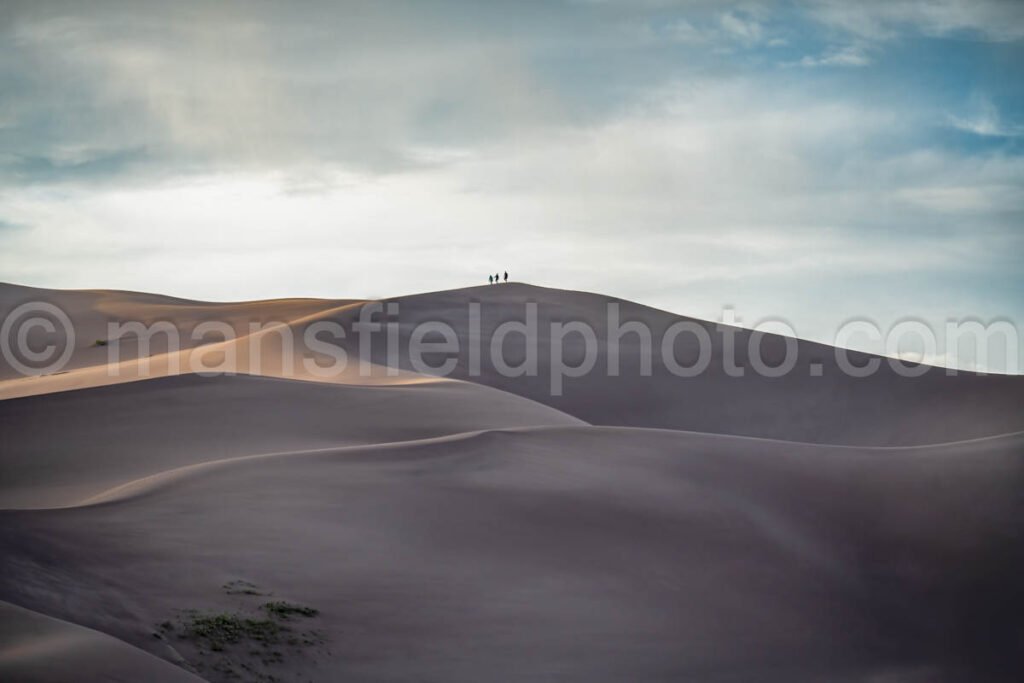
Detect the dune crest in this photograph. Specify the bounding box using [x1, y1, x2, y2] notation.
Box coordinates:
[0, 286, 445, 399]
[2, 282, 1023, 681]
[5, 281, 1022, 445]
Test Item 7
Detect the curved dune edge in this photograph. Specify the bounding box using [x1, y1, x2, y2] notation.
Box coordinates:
[79, 430, 491, 508]
[0, 600, 203, 683]
[2, 282, 1022, 681]
[0, 299, 449, 399]
[4, 281, 1023, 445]
[72, 426, 1024, 512]
[0, 372, 587, 511]
[2, 424, 1022, 680]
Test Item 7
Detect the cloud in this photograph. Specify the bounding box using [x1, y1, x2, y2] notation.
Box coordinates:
[718, 11, 765, 46]
[796, 44, 873, 67]
[662, 19, 707, 45]
[3, 77, 1019, 303]
[660, 9, 771, 48]
[0, 1, 567, 184]
[804, 0, 1024, 42]
[947, 95, 1024, 138]
[794, 2, 1024, 71]
[0, 0, 1021, 370]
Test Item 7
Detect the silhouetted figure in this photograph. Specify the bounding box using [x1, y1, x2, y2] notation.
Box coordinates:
[488, 275, 493, 285]
[504, 271, 508, 282]
[495, 273, 499, 283]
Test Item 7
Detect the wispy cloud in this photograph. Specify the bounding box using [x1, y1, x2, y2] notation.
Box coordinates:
[795, 44, 873, 68]
[804, 0, 1024, 42]
[659, 9, 772, 49]
[947, 96, 1024, 138]
[719, 11, 765, 46]
[795, 1, 1024, 73]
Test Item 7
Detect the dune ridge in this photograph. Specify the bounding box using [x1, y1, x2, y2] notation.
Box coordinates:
[2, 425, 1022, 681]
[30, 425, 1024, 512]
[0, 286, 436, 398]
[2, 281, 1023, 681]
[0, 372, 584, 509]
[4, 281, 1023, 444]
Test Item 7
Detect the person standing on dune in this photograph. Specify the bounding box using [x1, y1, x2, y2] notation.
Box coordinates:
[488, 275, 493, 285]
[504, 271, 508, 283]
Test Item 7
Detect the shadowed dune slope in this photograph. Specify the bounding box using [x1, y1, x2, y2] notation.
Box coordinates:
[0, 600, 204, 683]
[1, 427, 1022, 682]
[3, 281, 1022, 444]
[377, 284, 1024, 445]
[0, 373, 583, 509]
[2, 282, 1023, 681]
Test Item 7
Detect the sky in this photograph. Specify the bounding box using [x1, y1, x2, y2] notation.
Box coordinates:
[1, 0, 1022, 370]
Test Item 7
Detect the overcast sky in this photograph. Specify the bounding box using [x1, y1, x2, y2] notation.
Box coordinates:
[1, 1, 1022, 369]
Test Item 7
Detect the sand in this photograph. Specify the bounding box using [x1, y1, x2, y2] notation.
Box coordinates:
[1, 281, 1022, 682]
[0, 600, 204, 683]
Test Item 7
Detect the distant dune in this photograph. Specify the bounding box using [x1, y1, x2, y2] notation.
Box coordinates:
[1, 282, 1022, 682]
[4, 282, 1021, 442]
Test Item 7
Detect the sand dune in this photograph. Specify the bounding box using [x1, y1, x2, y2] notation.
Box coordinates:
[1, 281, 1022, 681]
[1, 427, 1021, 681]
[0, 283, 343, 381]
[4, 282, 1022, 444]
[0, 373, 582, 508]
[0, 600, 204, 683]
[0, 283, 430, 398]
[380, 284, 1024, 445]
